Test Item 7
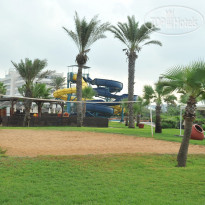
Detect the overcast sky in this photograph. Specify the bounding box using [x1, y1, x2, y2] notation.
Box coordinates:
[0, 0, 204, 96]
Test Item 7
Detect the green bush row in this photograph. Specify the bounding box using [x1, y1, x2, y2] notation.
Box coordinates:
[161, 115, 180, 129]
[160, 116, 205, 129]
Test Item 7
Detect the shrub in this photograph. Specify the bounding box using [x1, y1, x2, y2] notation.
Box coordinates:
[194, 118, 205, 126]
[161, 115, 180, 129]
[161, 122, 174, 129]
[201, 124, 205, 130]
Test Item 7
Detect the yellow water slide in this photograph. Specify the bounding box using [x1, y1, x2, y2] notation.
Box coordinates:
[53, 74, 88, 101]
[112, 105, 123, 115]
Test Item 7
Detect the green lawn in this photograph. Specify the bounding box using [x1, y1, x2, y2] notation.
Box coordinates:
[0, 154, 205, 205]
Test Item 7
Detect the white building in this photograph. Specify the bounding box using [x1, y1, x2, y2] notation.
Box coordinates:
[0, 69, 64, 97]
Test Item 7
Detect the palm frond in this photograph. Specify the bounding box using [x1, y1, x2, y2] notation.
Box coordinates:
[32, 83, 51, 99]
[62, 27, 80, 51]
[86, 21, 110, 49]
[12, 58, 48, 88]
[143, 85, 155, 104]
[63, 12, 109, 53]
[109, 25, 130, 47]
[51, 76, 66, 90]
[18, 84, 26, 96]
[82, 86, 96, 99]
[142, 40, 162, 47]
[161, 60, 205, 99]
[109, 17, 161, 53]
[37, 70, 55, 82]
[164, 94, 177, 105]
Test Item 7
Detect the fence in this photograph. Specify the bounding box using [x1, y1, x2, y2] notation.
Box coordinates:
[2, 115, 108, 127]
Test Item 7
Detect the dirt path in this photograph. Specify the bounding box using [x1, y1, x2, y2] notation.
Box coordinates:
[0, 129, 204, 157]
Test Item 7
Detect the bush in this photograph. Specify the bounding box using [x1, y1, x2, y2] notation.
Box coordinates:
[201, 124, 205, 130]
[194, 118, 205, 126]
[161, 115, 179, 129]
[161, 122, 174, 129]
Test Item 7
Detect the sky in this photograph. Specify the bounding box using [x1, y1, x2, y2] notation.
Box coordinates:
[0, 0, 205, 96]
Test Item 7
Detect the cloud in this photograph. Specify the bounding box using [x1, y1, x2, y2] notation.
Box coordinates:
[0, 0, 204, 98]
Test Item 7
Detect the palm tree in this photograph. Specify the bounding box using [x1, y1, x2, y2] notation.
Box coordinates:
[133, 96, 146, 126]
[0, 82, 6, 96]
[19, 83, 51, 117]
[32, 83, 51, 117]
[180, 94, 189, 104]
[82, 86, 96, 117]
[63, 12, 110, 127]
[143, 81, 167, 133]
[160, 60, 205, 167]
[164, 94, 177, 115]
[51, 76, 66, 91]
[122, 98, 129, 126]
[109, 16, 162, 128]
[50, 76, 66, 111]
[11, 58, 52, 126]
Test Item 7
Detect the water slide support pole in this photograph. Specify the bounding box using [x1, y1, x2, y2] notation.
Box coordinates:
[67, 72, 71, 113]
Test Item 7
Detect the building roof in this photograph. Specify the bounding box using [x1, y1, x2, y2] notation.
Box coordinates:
[0, 96, 64, 103]
[68, 65, 90, 69]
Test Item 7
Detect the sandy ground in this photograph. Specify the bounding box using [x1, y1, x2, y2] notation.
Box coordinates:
[0, 129, 205, 157]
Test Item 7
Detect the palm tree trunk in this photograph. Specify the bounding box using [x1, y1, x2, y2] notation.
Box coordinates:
[37, 102, 42, 117]
[155, 104, 162, 133]
[23, 89, 32, 127]
[128, 52, 137, 128]
[83, 101, 86, 118]
[76, 66, 83, 127]
[23, 99, 32, 127]
[136, 113, 141, 126]
[177, 118, 193, 167]
[177, 96, 196, 167]
[125, 116, 129, 126]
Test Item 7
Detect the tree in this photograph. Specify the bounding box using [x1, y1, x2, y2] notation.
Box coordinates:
[51, 76, 66, 91]
[180, 94, 189, 104]
[19, 83, 51, 117]
[32, 83, 51, 117]
[161, 60, 205, 167]
[164, 95, 177, 106]
[143, 81, 168, 133]
[82, 86, 96, 117]
[164, 95, 178, 115]
[12, 58, 52, 126]
[0, 82, 6, 96]
[133, 96, 146, 126]
[109, 16, 162, 128]
[63, 12, 110, 127]
[121, 98, 129, 126]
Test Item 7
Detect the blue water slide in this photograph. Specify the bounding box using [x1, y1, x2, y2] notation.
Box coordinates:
[115, 94, 138, 101]
[85, 77, 137, 101]
[83, 76, 137, 116]
[86, 103, 114, 117]
[93, 87, 117, 98]
[93, 88, 137, 103]
[84, 77, 123, 92]
[92, 79, 123, 92]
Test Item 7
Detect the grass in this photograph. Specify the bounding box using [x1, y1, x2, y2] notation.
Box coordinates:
[0, 154, 205, 204]
[0, 122, 205, 204]
[1, 121, 205, 146]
